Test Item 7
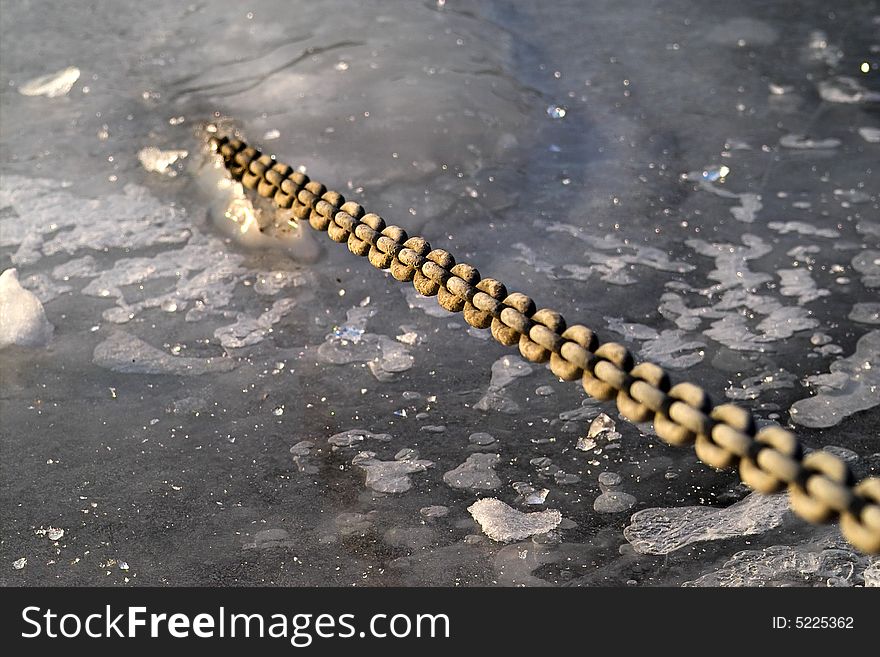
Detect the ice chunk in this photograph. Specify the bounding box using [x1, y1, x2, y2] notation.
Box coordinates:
[779, 134, 841, 149]
[858, 127, 880, 143]
[790, 330, 880, 428]
[624, 492, 789, 554]
[594, 491, 637, 513]
[420, 505, 449, 519]
[817, 76, 880, 104]
[355, 453, 433, 493]
[852, 250, 880, 289]
[467, 498, 562, 543]
[849, 303, 880, 325]
[767, 221, 839, 238]
[0, 269, 54, 348]
[327, 429, 391, 447]
[137, 147, 188, 175]
[214, 297, 297, 349]
[474, 355, 533, 413]
[92, 331, 235, 376]
[443, 453, 502, 490]
[18, 66, 80, 97]
[777, 269, 829, 305]
[684, 542, 873, 587]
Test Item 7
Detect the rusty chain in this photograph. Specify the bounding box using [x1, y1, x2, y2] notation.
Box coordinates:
[208, 133, 880, 555]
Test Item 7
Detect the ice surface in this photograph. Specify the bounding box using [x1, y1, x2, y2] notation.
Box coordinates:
[790, 330, 880, 428]
[467, 498, 562, 543]
[327, 429, 391, 448]
[92, 331, 235, 375]
[443, 453, 502, 490]
[852, 250, 880, 289]
[0, 269, 54, 348]
[18, 66, 80, 97]
[624, 493, 789, 555]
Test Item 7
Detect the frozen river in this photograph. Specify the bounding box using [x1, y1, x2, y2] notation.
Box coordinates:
[1, 0, 878, 586]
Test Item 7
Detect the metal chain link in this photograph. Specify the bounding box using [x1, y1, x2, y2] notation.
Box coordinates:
[209, 134, 880, 555]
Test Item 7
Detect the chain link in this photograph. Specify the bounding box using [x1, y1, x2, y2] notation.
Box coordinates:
[210, 134, 880, 555]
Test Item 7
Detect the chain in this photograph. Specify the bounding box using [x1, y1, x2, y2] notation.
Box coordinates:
[208, 134, 880, 555]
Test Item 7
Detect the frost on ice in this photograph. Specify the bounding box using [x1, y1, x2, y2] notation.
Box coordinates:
[0, 269, 54, 349]
[623, 492, 789, 555]
[789, 330, 880, 428]
[18, 66, 80, 97]
[468, 498, 562, 543]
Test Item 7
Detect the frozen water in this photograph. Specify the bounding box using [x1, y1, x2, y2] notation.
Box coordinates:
[327, 429, 391, 448]
[443, 453, 502, 490]
[467, 498, 562, 543]
[790, 331, 880, 428]
[624, 493, 790, 555]
[0, 269, 54, 348]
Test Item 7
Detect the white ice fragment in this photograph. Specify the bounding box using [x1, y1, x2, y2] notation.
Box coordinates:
[355, 454, 432, 493]
[467, 498, 562, 543]
[327, 429, 392, 447]
[779, 134, 841, 149]
[19, 66, 80, 97]
[0, 269, 54, 349]
[790, 330, 880, 428]
[443, 453, 501, 490]
[685, 542, 873, 587]
[262, 129, 281, 141]
[93, 331, 236, 376]
[588, 413, 617, 438]
[137, 147, 188, 175]
[817, 76, 880, 104]
[13, 558, 27, 570]
[849, 303, 880, 325]
[767, 221, 839, 238]
[35, 527, 65, 541]
[624, 492, 789, 554]
[858, 127, 880, 143]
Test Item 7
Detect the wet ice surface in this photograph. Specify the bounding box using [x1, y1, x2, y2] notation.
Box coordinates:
[1, 0, 878, 586]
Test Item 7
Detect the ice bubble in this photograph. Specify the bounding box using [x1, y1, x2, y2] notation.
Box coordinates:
[467, 498, 562, 543]
[443, 453, 502, 490]
[18, 66, 80, 97]
[0, 269, 54, 349]
[624, 492, 789, 555]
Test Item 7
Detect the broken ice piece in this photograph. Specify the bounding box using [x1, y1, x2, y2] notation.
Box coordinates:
[0, 269, 54, 349]
[138, 147, 188, 175]
[13, 558, 27, 570]
[443, 453, 501, 490]
[419, 505, 449, 519]
[575, 437, 597, 452]
[19, 66, 80, 97]
[467, 498, 562, 543]
[587, 412, 620, 439]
